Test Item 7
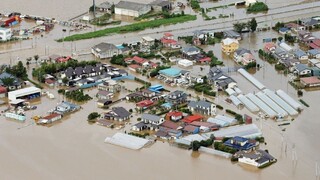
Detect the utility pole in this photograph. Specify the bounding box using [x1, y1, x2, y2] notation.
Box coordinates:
[93, 0, 96, 18]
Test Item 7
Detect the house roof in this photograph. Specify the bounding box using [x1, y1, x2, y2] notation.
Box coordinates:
[150, 0, 171, 6]
[166, 111, 183, 117]
[0, 86, 7, 93]
[128, 64, 142, 69]
[161, 120, 179, 130]
[159, 68, 181, 77]
[235, 48, 251, 56]
[264, 42, 276, 50]
[133, 122, 147, 128]
[92, 43, 118, 52]
[181, 46, 199, 53]
[183, 114, 203, 123]
[97, 90, 113, 96]
[224, 30, 241, 38]
[155, 130, 168, 137]
[110, 107, 131, 118]
[141, 113, 162, 122]
[136, 100, 154, 107]
[279, 27, 290, 32]
[222, 38, 239, 45]
[42, 113, 61, 120]
[301, 18, 318, 26]
[295, 64, 309, 72]
[116, 1, 150, 11]
[183, 125, 199, 132]
[300, 76, 320, 84]
[294, 49, 307, 57]
[190, 121, 218, 128]
[97, 2, 112, 9]
[164, 32, 173, 37]
[308, 49, 320, 55]
[0, 72, 21, 86]
[125, 56, 147, 64]
[188, 100, 212, 109]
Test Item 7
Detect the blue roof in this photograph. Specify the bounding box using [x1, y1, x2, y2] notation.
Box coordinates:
[159, 68, 181, 77]
[224, 136, 256, 150]
[279, 27, 289, 32]
[294, 49, 307, 57]
[308, 49, 320, 55]
[161, 102, 172, 108]
[149, 84, 163, 92]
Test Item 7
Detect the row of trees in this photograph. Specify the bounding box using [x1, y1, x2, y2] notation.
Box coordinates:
[58, 89, 92, 102]
[233, 18, 257, 33]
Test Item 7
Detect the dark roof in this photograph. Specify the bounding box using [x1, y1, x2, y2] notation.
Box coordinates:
[74, 67, 84, 76]
[235, 48, 251, 56]
[133, 122, 147, 128]
[97, 90, 112, 96]
[111, 107, 131, 118]
[150, 0, 171, 6]
[0, 72, 21, 86]
[155, 130, 168, 137]
[92, 42, 118, 52]
[116, 1, 150, 11]
[181, 46, 199, 53]
[224, 30, 241, 38]
[84, 65, 94, 74]
[141, 113, 162, 122]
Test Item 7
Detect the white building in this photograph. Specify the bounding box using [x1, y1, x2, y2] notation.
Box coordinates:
[8, 86, 41, 101]
[178, 59, 193, 67]
[0, 27, 12, 41]
[245, 0, 257, 6]
[115, 1, 151, 17]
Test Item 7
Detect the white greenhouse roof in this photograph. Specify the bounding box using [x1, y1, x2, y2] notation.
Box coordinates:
[104, 133, 151, 150]
[237, 94, 259, 112]
[238, 68, 265, 90]
[206, 124, 262, 139]
[246, 93, 277, 118]
[276, 90, 303, 110]
[256, 91, 288, 117]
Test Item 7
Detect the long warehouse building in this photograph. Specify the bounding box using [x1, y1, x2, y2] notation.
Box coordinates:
[238, 68, 266, 90]
[256, 91, 288, 117]
[276, 90, 303, 110]
[237, 94, 260, 112]
[8, 86, 41, 101]
[263, 89, 298, 116]
[246, 93, 278, 118]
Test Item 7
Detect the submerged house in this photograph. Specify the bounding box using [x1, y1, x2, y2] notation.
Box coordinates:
[104, 107, 131, 121]
[115, 1, 151, 17]
[188, 100, 216, 116]
[234, 150, 277, 168]
[224, 136, 258, 151]
[208, 67, 236, 89]
[91, 43, 122, 59]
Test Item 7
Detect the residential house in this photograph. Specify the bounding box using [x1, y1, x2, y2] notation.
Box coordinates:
[136, 99, 154, 109]
[309, 59, 320, 67]
[97, 80, 121, 93]
[309, 39, 320, 49]
[104, 107, 131, 121]
[301, 18, 319, 27]
[97, 119, 114, 127]
[141, 89, 156, 98]
[308, 49, 320, 59]
[223, 30, 241, 40]
[224, 136, 257, 151]
[188, 100, 217, 116]
[96, 90, 114, 100]
[221, 38, 239, 54]
[38, 113, 62, 124]
[55, 56, 72, 63]
[96, 2, 113, 12]
[208, 67, 236, 89]
[166, 90, 187, 105]
[141, 36, 155, 47]
[294, 49, 308, 62]
[115, 1, 151, 17]
[160, 120, 180, 130]
[263, 42, 276, 53]
[0, 72, 22, 90]
[300, 76, 320, 87]
[234, 48, 256, 65]
[294, 64, 312, 76]
[132, 122, 148, 131]
[97, 99, 113, 107]
[279, 42, 293, 52]
[91, 43, 121, 59]
[125, 56, 147, 65]
[154, 130, 169, 139]
[279, 27, 291, 34]
[181, 46, 201, 57]
[190, 121, 219, 132]
[182, 114, 203, 124]
[234, 150, 277, 168]
[161, 32, 180, 49]
[273, 47, 288, 60]
[298, 30, 315, 44]
[165, 111, 183, 122]
[141, 113, 164, 125]
[149, 0, 172, 12]
[183, 125, 200, 134]
[192, 30, 207, 45]
[280, 58, 300, 69]
[128, 64, 142, 72]
[285, 23, 306, 32]
[0, 27, 13, 41]
[0, 86, 7, 98]
[60, 64, 104, 80]
[157, 128, 182, 139]
[55, 101, 80, 114]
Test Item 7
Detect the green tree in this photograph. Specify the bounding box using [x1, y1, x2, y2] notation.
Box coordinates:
[249, 18, 257, 32]
[233, 22, 247, 33]
[0, 77, 15, 87]
[278, 36, 283, 42]
[192, 141, 201, 151]
[62, 77, 69, 84]
[88, 112, 100, 121]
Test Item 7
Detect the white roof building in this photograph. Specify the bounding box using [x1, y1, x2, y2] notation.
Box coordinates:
[178, 59, 193, 67]
[222, 38, 239, 46]
[8, 86, 41, 101]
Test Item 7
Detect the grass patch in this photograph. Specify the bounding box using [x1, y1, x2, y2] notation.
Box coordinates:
[58, 15, 196, 42]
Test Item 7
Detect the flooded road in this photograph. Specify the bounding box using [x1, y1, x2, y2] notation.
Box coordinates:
[1, 0, 320, 179]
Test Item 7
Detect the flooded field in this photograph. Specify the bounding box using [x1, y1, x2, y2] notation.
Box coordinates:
[1, 0, 320, 179]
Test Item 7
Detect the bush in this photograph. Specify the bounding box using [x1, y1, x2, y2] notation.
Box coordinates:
[299, 99, 309, 107]
[88, 112, 100, 121]
[247, 2, 269, 13]
[297, 90, 303, 96]
[216, 105, 224, 110]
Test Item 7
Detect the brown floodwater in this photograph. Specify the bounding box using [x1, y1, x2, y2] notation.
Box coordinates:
[1, 0, 320, 179]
